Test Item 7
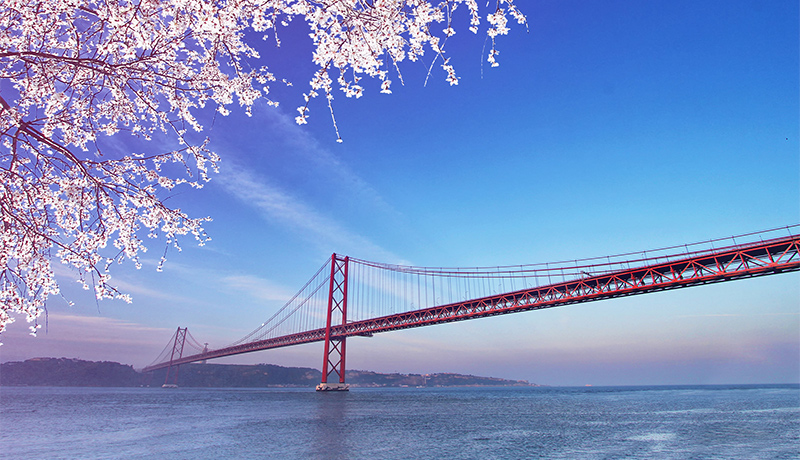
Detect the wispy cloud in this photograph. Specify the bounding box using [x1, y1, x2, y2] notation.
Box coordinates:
[132, 258, 301, 311]
[216, 158, 403, 262]
[207, 105, 410, 264]
[106, 277, 198, 304]
[260, 108, 397, 215]
[222, 274, 295, 302]
[47, 313, 170, 333]
[51, 261, 199, 307]
[5, 313, 170, 346]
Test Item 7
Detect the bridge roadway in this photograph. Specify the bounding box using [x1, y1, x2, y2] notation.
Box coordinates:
[143, 233, 799, 373]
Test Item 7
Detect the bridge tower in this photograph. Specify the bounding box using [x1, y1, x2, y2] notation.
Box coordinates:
[316, 254, 350, 391]
[163, 327, 187, 388]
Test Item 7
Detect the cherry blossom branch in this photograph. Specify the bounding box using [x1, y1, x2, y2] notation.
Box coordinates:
[0, 0, 524, 338]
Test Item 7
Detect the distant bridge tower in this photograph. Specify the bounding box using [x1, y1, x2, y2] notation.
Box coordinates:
[316, 254, 350, 391]
[163, 327, 187, 388]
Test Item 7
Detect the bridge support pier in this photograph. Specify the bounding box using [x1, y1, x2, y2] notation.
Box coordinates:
[317, 254, 350, 392]
[316, 382, 349, 391]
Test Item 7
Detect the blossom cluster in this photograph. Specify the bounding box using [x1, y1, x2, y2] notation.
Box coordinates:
[0, 0, 524, 337]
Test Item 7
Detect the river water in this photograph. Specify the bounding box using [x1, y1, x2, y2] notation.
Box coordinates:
[1, 385, 798, 459]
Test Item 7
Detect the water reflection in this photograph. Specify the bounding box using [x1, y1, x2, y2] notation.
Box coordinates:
[310, 391, 351, 459]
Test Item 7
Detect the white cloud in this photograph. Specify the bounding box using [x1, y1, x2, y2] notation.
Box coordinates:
[260, 108, 397, 214]
[105, 277, 197, 304]
[3, 312, 170, 347]
[51, 261, 200, 308]
[48, 313, 169, 333]
[222, 274, 295, 302]
[216, 159, 402, 262]
[207, 105, 411, 264]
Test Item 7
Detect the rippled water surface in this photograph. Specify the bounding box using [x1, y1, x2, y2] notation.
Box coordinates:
[2, 385, 798, 459]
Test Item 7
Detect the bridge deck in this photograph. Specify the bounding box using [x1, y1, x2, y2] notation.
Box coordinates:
[142, 234, 799, 372]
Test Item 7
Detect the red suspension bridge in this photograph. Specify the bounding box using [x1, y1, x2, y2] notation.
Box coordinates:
[143, 226, 800, 390]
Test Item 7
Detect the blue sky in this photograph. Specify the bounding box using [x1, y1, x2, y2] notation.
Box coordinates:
[1, 0, 798, 386]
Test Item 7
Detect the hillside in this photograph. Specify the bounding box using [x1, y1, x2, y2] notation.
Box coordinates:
[0, 358, 535, 388]
[0, 357, 140, 387]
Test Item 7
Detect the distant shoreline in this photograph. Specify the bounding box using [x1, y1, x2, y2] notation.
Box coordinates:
[4, 358, 797, 388]
[0, 357, 537, 388]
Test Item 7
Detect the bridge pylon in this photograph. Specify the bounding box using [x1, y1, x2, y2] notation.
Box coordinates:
[163, 327, 187, 388]
[317, 254, 350, 391]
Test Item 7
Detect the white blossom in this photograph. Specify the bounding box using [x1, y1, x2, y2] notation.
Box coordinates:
[0, 0, 523, 338]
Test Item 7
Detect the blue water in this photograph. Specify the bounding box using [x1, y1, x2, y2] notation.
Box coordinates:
[1, 385, 798, 459]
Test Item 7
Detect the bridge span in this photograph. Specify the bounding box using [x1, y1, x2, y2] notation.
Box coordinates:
[143, 226, 800, 390]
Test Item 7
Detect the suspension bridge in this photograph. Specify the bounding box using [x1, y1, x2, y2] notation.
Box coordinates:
[143, 226, 800, 390]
